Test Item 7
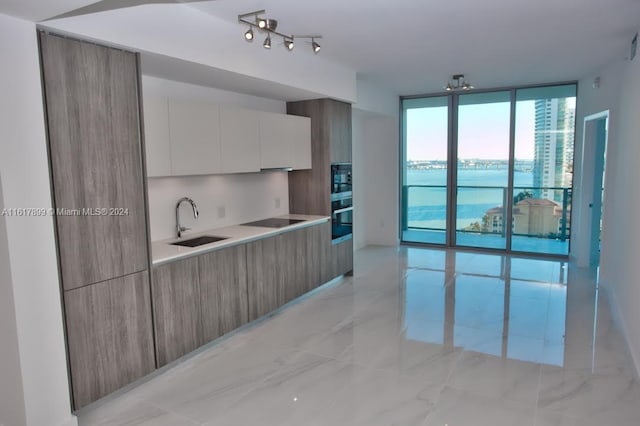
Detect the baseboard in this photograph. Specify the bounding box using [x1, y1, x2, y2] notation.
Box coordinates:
[602, 281, 640, 378]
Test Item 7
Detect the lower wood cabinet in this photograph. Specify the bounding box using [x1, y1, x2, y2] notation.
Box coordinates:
[246, 235, 281, 321]
[64, 271, 155, 409]
[151, 257, 203, 366]
[332, 237, 354, 278]
[151, 221, 334, 362]
[247, 223, 332, 321]
[317, 221, 333, 286]
[199, 245, 249, 342]
[280, 227, 308, 303]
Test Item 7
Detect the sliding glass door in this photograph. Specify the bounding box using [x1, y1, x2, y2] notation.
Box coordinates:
[401, 84, 576, 256]
[455, 91, 511, 250]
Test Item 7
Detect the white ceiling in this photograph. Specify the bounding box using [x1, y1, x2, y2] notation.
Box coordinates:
[4, 0, 640, 96]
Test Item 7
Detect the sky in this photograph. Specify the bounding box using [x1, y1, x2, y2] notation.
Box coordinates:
[406, 100, 536, 161]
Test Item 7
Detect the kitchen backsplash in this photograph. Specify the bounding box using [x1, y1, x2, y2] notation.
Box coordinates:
[147, 171, 290, 241]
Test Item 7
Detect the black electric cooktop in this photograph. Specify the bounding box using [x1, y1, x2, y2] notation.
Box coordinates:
[240, 218, 306, 228]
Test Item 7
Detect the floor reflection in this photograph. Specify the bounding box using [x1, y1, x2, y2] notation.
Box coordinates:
[403, 248, 580, 367]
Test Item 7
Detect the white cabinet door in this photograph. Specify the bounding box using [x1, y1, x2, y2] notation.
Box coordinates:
[259, 113, 311, 170]
[142, 95, 171, 177]
[169, 99, 221, 176]
[259, 112, 290, 169]
[286, 115, 311, 170]
[220, 106, 260, 173]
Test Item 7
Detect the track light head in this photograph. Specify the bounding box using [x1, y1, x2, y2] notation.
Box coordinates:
[263, 35, 271, 49]
[285, 38, 294, 51]
[258, 18, 278, 31]
[244, 27, 254, 41]
[312, 39, 321, 54]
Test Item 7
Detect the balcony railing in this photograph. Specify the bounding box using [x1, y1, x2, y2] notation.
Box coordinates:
[402, 185, 572, 254]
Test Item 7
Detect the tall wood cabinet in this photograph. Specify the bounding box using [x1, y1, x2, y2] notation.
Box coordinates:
[287, 99, 354, 278]
[39, 33, 154, 409]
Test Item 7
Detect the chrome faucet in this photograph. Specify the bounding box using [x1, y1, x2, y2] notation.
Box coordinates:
[176, 197, 199, 238]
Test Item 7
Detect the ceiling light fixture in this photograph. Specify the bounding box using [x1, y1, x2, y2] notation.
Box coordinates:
[444, 74, 475, 91]
[238, 10, 323, 55]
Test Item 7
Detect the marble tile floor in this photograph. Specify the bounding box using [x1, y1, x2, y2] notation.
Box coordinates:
[77, 246, 640, 426]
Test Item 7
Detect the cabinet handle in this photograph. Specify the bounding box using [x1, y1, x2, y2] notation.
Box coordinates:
[333, 206, 354, 215]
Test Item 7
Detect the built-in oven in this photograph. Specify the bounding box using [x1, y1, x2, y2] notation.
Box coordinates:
[331, 163, 352, 194]
[331, 163, 353, 243]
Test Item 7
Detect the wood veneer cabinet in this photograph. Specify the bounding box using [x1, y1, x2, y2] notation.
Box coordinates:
[246, 235, 281, 321]
[199, 245, 249, 341]
[314, 221, 333, 287]
[40, 33, 148, 291]
[246, 223, 331, 321]
[39, 33, 154, 409]
[287, 99, 354, 279]
[280, 227, 309, 303]
[64, 271, 154, 409]
[151, 257, 202, 366]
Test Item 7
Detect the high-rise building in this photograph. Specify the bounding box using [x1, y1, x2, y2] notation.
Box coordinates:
[533, 98, 576, 202]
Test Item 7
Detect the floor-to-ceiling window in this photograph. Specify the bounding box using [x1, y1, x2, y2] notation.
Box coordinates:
[401, 83, 576, 256]
[455, 91, 512, 250]
[402, 96, 450, 245]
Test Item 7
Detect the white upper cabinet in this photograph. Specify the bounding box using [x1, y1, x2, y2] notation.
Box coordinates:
[220, 106, 260, 173]
[259, 112, 311, 170]
[287, 114, 312, 170]
[142, 94, 172, 177]
[142, 95, 310, 177]
[259, 112, 290, 169]
[168, 99, 221, 176]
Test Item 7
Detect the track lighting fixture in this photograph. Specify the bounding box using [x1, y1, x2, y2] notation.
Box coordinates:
[444, 74, 475, 91]
[238, 10, 323, 55]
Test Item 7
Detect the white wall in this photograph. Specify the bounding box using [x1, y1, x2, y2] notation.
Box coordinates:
[352, 79, 400, 248]
[572, 62, 624, 266]
[143, 77, 291, 241]
[352, 110, 366, 249]
[0, 14, 77, 426]
[352, 109, 400, 247]
[0, 176, 27, 426]
[577, 52, 640, 374]
[354, 79, 399, 117]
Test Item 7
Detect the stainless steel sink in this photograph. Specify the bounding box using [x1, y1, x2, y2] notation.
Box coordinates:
[170, 235, 228, 247]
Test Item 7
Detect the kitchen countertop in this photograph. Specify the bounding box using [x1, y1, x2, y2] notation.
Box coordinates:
[151, 214, 330, 266]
